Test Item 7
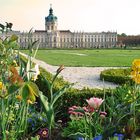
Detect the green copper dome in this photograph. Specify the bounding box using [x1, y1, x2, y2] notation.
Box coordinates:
[45, 7, 57, 22]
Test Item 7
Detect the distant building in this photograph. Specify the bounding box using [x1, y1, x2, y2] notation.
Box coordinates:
[0, 6, 117, 49]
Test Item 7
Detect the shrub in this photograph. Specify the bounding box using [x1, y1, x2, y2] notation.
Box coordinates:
[100, 68, 131, 84]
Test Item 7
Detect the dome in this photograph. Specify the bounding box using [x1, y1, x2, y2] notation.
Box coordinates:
[45, 15, 57, 22]
[45, 7, 57, 22]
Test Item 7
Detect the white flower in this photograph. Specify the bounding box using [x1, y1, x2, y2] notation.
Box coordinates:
[31, 64, 40, 81]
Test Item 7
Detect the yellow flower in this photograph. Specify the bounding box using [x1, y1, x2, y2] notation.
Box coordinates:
[27, 99, 33, 104]
[132, 59, 140, 71]
[0, 82, 3, 89]
[13, 60, 18, 66]
[131, 59, 140, 84]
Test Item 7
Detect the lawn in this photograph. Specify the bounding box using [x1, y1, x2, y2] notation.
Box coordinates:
[22, 49, 140, 67]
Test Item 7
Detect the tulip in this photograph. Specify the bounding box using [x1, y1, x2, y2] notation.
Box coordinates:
[57, 65, 64, 74]
[86, 97, 104, 110]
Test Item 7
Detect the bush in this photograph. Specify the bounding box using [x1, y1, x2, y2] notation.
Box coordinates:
[100, 68, 131, 84]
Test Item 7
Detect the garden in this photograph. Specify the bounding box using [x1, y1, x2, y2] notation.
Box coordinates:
[1, 27, 140, 140]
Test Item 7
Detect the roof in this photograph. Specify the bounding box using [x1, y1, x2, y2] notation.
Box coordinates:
[35, 30, 46, 32]
[35, 30, 46, 33]
[59, 30, 71, 33]
[45, 7, 57, 22]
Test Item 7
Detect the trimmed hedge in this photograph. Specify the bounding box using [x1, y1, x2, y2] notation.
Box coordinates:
[100, 68, 131, 84]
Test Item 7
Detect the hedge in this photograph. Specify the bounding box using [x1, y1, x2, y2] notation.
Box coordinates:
[100, 68, 131, 84]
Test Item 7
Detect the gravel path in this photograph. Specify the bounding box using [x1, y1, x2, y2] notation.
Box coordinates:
[21, 53, 118, 89]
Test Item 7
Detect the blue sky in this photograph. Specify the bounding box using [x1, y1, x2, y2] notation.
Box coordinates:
[0, 0, 140, 35]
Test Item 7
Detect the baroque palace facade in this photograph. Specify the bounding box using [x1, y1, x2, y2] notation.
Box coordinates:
[0, 6, 117, 49]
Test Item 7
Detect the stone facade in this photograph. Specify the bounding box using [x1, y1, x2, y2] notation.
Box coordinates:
[0, 6, 117, 49]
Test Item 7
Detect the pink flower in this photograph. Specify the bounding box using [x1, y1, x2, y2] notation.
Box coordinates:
[86, 105, 95, 113]
[82, 106, 89, 112]
[86, 97, 104, 110]
[100, 111, 107, 119]
[68, 106, 84, 116]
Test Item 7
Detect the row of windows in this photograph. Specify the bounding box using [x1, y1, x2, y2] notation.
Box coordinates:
[20, 37, 117, 43]
[61, 35, 117, 38]
[21, 34, 116, 40]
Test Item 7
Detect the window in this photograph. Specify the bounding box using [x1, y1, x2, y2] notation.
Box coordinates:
[67, 38, 69, 42]
[54, 37, 56, 42]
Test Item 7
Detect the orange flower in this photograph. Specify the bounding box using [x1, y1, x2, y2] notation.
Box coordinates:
[9, 66, 24, 85]
[16, 95, 22, 101]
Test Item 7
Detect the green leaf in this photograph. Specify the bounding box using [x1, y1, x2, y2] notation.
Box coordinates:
[19, 61, 25, 77]
[3, 37, 9, 45]
[40, 74, 51, 91]
[74, 108, 85, 114]
[31, 136, 40, 140]
[9, 34, 18, 42]
[32, 40, 38, 47]
[26, 60, 30, 80]
[26, 82, 39, 102]
[52, 83, 73, 106]
[8, 84, 20, 94]
[20, 84, 29, 101]
[39, 92, 49, 112]
[68, 132, 87, 139]
[27, 82, 39, 97]
[19, 82, 39, 103]
[39, 92, 55, 129]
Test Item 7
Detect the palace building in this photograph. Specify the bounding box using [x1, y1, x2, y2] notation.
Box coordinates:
[0, 6, 117, 49]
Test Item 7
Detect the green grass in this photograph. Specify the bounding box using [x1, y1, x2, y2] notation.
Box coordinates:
[22, 49, 140, 67]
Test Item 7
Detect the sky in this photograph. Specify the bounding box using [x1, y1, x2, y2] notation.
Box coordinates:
[0, 0, 140, 35]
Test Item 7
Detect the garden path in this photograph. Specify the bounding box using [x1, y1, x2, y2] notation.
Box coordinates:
[21, 53, 119, 89]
